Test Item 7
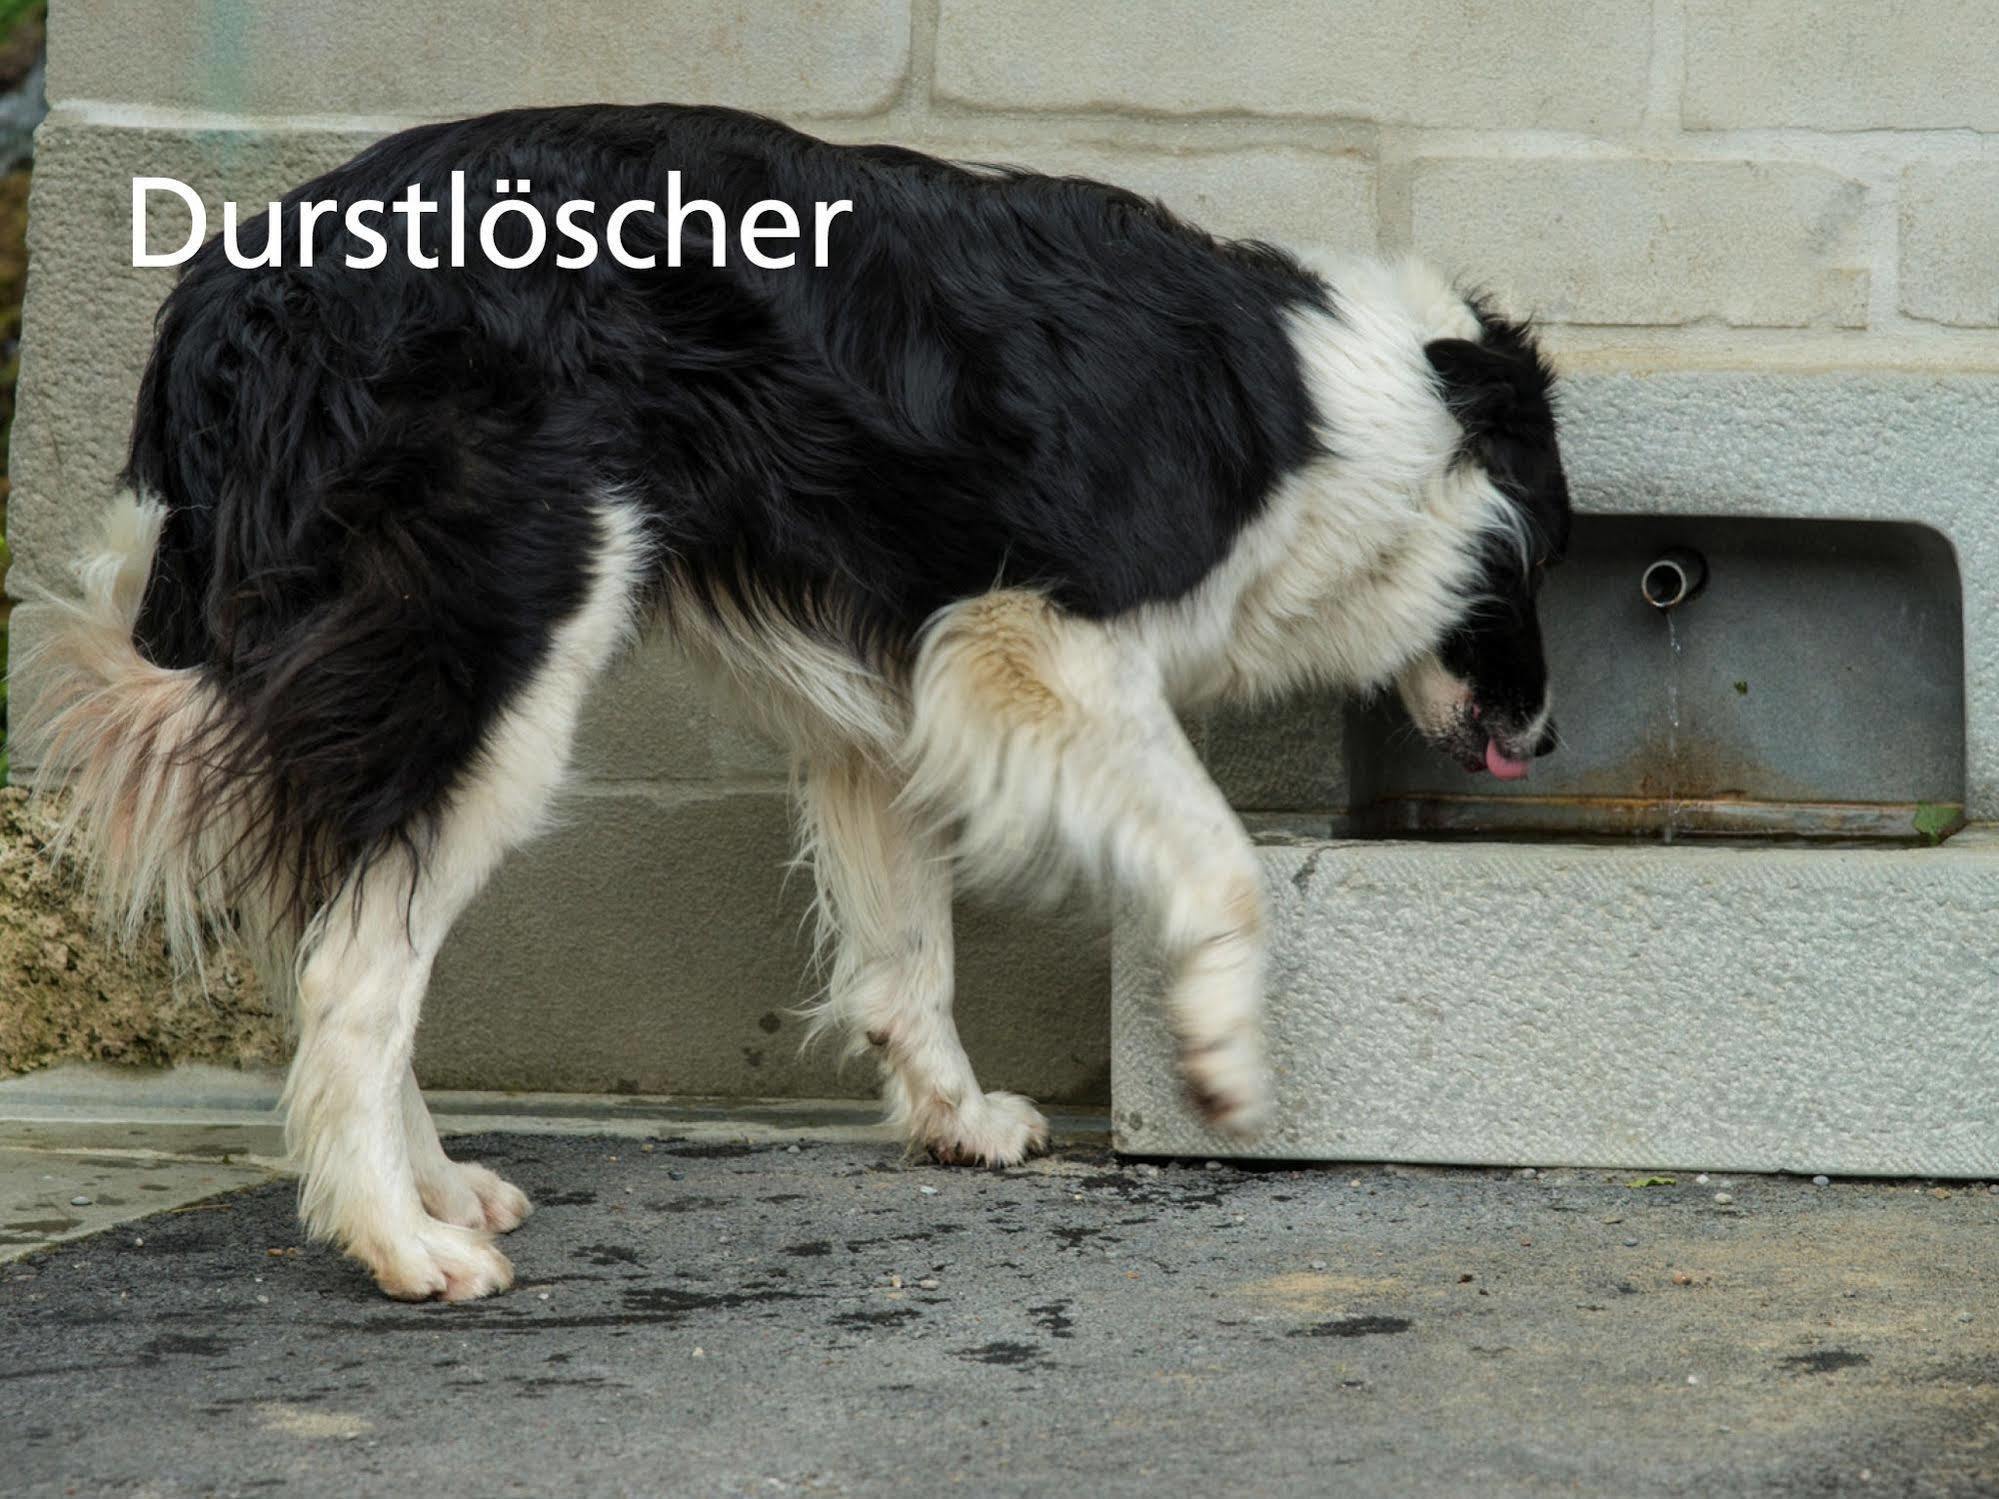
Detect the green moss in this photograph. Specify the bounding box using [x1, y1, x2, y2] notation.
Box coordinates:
[1913, 802, 1961, 846]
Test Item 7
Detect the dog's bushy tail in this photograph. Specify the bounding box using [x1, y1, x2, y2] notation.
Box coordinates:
[17, 495, 289, 975]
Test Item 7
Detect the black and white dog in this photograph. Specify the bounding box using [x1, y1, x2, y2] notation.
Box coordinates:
[24, 104, 1568, 1300]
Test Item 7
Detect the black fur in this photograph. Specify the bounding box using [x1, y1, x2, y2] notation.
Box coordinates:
[1425, 310, 1569, 757]
[122, 103, 1331, 919]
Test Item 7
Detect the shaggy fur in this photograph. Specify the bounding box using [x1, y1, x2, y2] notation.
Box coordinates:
[19, 103, 1569, 1300]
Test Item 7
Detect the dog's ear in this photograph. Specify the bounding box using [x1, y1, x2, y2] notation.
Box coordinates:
[1425, 337, 1540, 442]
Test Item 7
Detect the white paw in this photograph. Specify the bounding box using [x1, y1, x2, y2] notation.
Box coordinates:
[919, 1090, 1051, 1168]
[417, 1159, 533, 1234]
[359, 1219, 515, 1303]
[1181, 1030, 1273, 1138]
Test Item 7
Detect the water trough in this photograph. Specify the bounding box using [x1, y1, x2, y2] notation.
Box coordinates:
[1112, 371, 1999, 1175]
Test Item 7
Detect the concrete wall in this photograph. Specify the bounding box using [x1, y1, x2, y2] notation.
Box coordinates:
[9, 1, 1999, 1097]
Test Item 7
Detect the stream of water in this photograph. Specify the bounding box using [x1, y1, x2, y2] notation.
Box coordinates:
[1662, 612, 1682, 844]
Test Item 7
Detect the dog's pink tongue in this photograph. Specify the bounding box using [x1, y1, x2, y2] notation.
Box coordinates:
[1484, 740, 1532, 780]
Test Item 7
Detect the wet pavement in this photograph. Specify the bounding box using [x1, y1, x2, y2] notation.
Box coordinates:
[4, 1133, 1997, 1497]
[0, 1140, 275, 1262]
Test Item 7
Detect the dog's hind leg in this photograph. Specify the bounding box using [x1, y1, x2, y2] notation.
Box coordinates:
[904, 591, 1271, 1135]
[287, 874, 510, 1300]
[284, 502, 646, 1299]
[801, 752, 1050, 1167]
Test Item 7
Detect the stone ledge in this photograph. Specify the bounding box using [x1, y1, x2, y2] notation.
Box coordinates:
[1112, 833, 1999, 1176]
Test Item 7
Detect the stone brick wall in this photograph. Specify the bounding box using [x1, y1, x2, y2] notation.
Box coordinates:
[8, 1, 1996, 1097]
[929, 0, 1998, 354]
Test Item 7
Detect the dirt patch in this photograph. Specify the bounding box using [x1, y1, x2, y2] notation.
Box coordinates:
[0, 786, 281, 1075]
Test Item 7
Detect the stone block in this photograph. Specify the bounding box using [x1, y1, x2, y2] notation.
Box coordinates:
[1684, 1, 1999, 130]
[51, 0, 911, 119]
[1114, 834, 1999, 1174]
[936, 0, 1650, 129]
[989, 140, 1375, 254]
[1410, 158, 1868, 329]
[1899, 163, 1999, 328]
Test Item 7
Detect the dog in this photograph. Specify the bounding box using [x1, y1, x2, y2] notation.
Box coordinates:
[21, 103, 1569, 1301]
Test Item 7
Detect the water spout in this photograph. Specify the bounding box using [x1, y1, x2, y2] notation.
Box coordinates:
[1641, 548, 1708, 611]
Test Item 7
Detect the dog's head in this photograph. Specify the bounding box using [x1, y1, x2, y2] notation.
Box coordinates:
[1397, 313, 1570, 779]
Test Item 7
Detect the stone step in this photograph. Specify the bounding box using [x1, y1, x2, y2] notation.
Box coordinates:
[1112, 832, 1999, 1177]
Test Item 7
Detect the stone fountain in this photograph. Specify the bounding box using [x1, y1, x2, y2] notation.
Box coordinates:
[1114, 370, 1999, 1176]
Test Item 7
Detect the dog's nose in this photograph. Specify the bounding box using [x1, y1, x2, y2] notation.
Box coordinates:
[1533, 719, 1559, 757]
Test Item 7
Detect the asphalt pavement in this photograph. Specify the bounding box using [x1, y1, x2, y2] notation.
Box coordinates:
[5, 1132, 1997, 1497]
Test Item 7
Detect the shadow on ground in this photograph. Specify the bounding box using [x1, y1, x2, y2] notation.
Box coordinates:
[4, 1135, 1996, 1496]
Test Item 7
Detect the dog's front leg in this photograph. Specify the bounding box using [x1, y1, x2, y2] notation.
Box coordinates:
[403, 1066, 531, 1235]
[903, 591, 1273, 1134]
[801, 752, 1050, 1166]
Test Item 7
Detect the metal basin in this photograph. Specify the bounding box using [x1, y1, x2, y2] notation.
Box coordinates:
[1347, 516, 1967, 843]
